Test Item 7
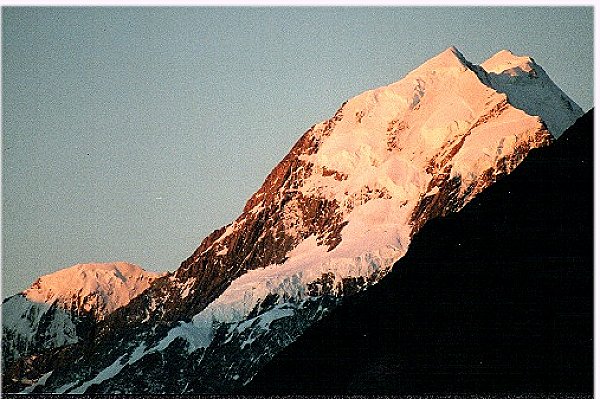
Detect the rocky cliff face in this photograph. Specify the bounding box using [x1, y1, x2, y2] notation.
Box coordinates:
[2, 47, 583, 394]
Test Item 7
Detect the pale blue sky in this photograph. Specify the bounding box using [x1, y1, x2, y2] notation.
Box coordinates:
[2, 7, 594, 296]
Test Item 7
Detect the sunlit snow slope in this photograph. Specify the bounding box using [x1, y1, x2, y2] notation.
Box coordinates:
[2, 262, 161, 366]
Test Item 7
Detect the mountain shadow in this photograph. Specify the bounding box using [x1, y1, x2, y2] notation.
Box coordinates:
[243, 110, 593, 394]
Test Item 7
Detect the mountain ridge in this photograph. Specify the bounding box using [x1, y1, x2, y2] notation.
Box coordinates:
[2, 47, 584, 394]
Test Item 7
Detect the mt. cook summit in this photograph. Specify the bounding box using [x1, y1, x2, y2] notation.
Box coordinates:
[2, 47, 583, 394]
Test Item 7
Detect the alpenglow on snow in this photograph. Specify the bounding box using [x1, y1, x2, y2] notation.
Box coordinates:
[2, 262, 163, 368]
[2, 47, 583, 394]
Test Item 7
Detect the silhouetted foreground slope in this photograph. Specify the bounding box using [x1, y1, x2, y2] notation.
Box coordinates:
[244, 110, 593, 394]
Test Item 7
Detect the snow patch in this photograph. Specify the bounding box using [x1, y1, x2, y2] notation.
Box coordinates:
[20, 371, 53, 393]
[71, 355, 127, 394]
[216, 248, 229, 256]
[56, 380, 79, 394]
[153, 319, 213, 354]
[65, 343, 149, 393]
[180, 277, 197, 299]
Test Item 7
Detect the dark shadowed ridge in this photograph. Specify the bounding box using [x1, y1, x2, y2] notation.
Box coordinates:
[243, 110, 593, 394]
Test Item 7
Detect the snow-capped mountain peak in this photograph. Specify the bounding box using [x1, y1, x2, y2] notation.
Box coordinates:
[23, 262, 162, 318]
[2, 262, 162, 367]
[480, 49, 583, 137]
[481, 49, 537, 76]
[416, 46, 473, 72]
[3, 47, 585, 394]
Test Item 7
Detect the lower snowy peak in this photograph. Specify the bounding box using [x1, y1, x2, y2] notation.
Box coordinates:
[11, 47, 584, 394]
[21, 262, 163, 318]
[2, 262, 161, 367]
